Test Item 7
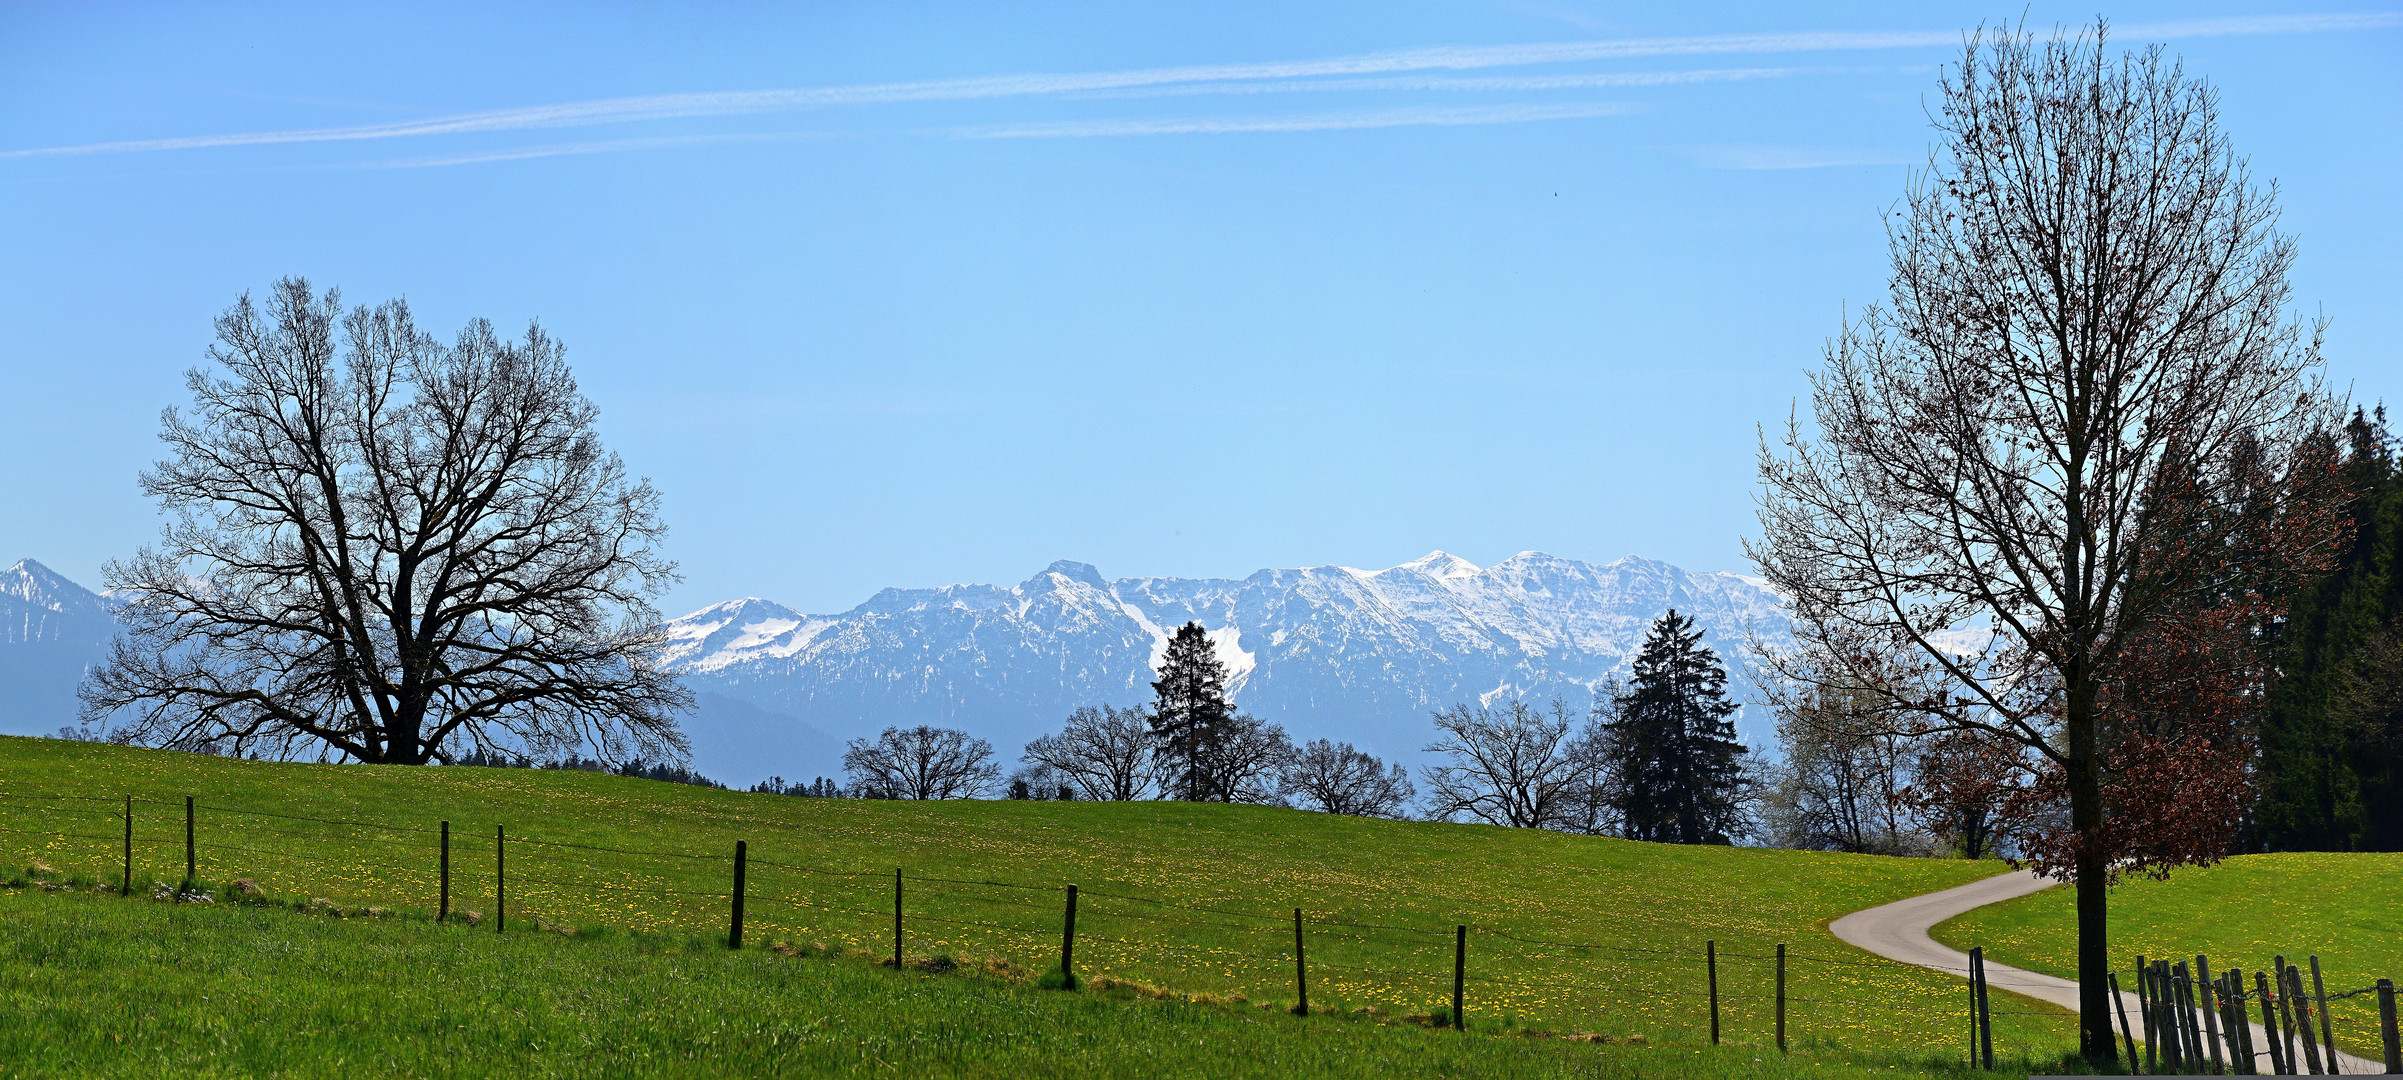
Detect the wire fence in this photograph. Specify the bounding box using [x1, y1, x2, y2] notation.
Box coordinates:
[2, 785, 2396, 1070]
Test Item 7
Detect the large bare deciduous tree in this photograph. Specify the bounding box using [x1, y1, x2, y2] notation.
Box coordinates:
[844, 725, 1003, 800]
[1020, 704, 1156, 801]
[1750, 24, 2342, 1061]
[1420, 699, 1590, 828]
[81, 278, 689, 765]
[1282, 738, 1415, 818]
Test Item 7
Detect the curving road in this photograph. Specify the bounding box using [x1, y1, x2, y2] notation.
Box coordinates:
[1829, 869, 2384, 1074]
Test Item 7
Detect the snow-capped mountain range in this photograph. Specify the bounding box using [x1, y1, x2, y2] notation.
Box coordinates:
[0, 552, 1794, 788]
[0, 559, 124, 735]
[663, 551, 1792, 782]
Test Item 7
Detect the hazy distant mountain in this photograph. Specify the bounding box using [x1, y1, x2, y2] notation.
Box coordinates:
[0, 552, 1795, 788]
[0, 559, 121, 736]
[662, 551, 1792, 782]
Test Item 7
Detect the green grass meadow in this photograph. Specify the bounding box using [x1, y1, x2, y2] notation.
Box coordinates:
[1933, 852, 2403, 1060]
[0, 882, 2084, 1080]
[0, 736, 2143, 1074]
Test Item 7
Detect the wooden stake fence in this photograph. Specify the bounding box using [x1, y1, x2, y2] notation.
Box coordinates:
[1775, 942, 1787, 1054]
[2197, 955, 2226, 1076]
[729, 840, 746, 950]
[2308, 956, 2335, 1071]
[2379, 979, 2399, 1074]
[1057, 884, 1077, 990]
[1706, 939, 1719, 1045]
[1290, 908, 1305, 1016]
[1451, 924, 1466, 1031]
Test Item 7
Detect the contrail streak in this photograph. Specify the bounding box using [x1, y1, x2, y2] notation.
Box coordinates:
[5, 11, 2394, 160]
[961, 101, 1637, 139]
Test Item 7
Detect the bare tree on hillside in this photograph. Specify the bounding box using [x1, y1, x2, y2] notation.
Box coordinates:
[1761, 679, 1924, 855]
[1420, 699, 1592, 828]
[1021, 704, 1156, 801]
[81, 278, 687, 765]
[1188, 713, 1295, 804]
[843, 725, 1002, 800]
[1749, 23, 2343, 1061]
[1283, 739, 1415, 818]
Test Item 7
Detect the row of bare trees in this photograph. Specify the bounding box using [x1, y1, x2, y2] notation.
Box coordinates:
[833, 708, 1415, 816]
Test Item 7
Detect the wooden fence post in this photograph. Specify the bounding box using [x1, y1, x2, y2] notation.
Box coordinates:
[1707, 939, 1720, 1046]
[2377, 978, 2399, 1075]
[2231, 970, 2259, 1076]
[1058, 884, 1078, 990]
[1975, 946, 1994, 1070]
[1776, 942, 1788, 1054]
[2235, 971, 2260, 1076]
[2286, 965, 2324, 1075]
[2181, 962, 2201, 1067]
[438, 820, 449, 922]
[2143, 957, 2162, 1063]
[184, 795, 194, 884]
[729, 840, 746, 950]
[1451, 925, 1466, 1031]
[2272, 956, 2301, 1075]
[2179, 962, 2205, 1072]
[2257, 970, 2286, 1076]
[2198, 956, 2227, 1076]
[1288, 908, 1307, 1016]
[120, 795, 132, 896]
[893, 868, 903, 969]
[496, 824, 506, 933]
[2112, 973, 2142, 1074]
[2305, 957, 2334, 1075]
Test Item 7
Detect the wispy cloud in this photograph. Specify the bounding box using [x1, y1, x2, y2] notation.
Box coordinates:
[358, 132, 815, 169]
[962, 101, 1637, 139]
[1057, 65, 1890, 100]
[1683, 143, 1918, 170]
[6, 11, 2395, 160]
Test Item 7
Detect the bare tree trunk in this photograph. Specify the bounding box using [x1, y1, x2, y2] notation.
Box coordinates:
[2070, 701, 2118, 1062]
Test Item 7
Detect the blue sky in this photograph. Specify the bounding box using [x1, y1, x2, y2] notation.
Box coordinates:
[4, 2, 2397, 617]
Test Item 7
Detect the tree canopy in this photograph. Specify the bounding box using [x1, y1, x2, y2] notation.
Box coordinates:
[82, 279, 687, 766]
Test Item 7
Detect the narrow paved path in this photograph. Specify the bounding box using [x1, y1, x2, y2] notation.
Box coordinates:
[1829, 870, 2384, 1074]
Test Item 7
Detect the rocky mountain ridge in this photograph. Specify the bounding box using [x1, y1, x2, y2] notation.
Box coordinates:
[662, 551, 1792, 781]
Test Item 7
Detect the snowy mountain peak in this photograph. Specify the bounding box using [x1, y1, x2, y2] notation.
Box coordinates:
[1022, 560, 1111, 593]
[1394, 550, 1481, 583]
[2, 559, 100, 611]
[655, 596, 813, 670]
[0, 561, 127, 733]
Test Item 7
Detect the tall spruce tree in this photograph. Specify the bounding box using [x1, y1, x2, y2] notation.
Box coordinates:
[2259, 407, 2403, 850]
[1602, 610, 1749, 844]
[1150, 622, 1235, 801]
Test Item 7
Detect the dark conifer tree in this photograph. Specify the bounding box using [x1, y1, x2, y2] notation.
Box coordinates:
[1150, 622, 1235, 801]
[2260, 407, 2403, 850]
[1601, 610, 1749, 844]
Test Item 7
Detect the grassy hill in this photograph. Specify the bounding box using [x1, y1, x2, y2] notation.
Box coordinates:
[0, 736, 2077, 1067]
[1934, 852, 2403, 1060]
[1, 885, 2072, 1079]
